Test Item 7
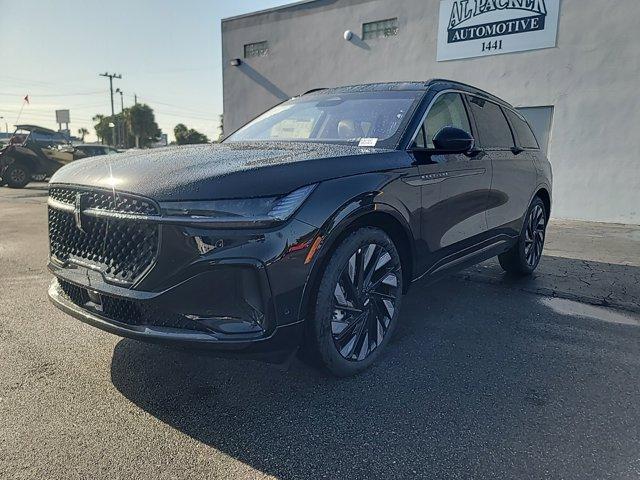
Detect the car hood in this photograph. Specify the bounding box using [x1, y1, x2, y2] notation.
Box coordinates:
[49, 142, 406, 201]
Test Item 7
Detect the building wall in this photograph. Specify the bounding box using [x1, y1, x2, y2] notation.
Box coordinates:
[222, 0, 640, 224]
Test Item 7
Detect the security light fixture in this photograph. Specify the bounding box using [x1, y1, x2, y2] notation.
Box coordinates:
[230, 58, 242, 66]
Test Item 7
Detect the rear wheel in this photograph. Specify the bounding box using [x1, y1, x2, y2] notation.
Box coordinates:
[5, 163, 30, 188]
[498, 197, 547, 275]
[307, 227, 403, 377]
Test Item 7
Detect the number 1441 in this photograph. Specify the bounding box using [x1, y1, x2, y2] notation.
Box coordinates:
[482, 40, 503, 51]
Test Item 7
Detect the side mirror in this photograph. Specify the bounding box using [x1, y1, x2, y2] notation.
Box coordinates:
[432, 126, 475, 154]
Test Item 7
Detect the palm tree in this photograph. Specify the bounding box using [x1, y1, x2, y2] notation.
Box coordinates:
[78, 127, 89, 142]
[92, 114, 105, 144]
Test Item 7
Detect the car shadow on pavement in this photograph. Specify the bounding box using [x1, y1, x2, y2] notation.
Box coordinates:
[110, 267, 640, 479]
[459, 255, 640, 313]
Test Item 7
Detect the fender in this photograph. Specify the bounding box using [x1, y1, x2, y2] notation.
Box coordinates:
[529, 182, 552, 216]
[0, 149, 38, 174]
[296, 193, 416, 324]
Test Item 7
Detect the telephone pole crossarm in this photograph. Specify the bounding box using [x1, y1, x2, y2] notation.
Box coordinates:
[99, 72, 122, 146]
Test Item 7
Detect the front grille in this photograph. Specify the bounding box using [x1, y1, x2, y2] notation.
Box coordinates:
[49, 187, 158, 215]
[48, 187, 159, 284]
[57, 280, 209, 332]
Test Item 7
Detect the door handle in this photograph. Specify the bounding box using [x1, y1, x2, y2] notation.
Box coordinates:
[466, 148, 484, 159]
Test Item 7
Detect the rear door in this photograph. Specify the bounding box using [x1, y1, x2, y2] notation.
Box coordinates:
[410, 92, 492, 269]
[466, 96, 537, 236]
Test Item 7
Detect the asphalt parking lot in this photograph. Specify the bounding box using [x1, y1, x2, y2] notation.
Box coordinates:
[1, 184, 640, 479]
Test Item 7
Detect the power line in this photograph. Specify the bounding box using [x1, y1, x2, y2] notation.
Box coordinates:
[136, 95, 216, 116]
[152, 110, 219, 122]
[0, 91, 104, 98]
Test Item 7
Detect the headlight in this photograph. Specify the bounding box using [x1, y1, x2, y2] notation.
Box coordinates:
[160, 184, 317, 227]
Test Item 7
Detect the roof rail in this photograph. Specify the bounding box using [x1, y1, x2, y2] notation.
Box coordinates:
[302, 87, 327, 95]
[427, 78, 510, 106]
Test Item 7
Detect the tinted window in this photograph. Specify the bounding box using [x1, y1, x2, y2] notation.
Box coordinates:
[505, 109, 539, 149]
[415, 93, 471, 148]
[467, 96, 514, 149]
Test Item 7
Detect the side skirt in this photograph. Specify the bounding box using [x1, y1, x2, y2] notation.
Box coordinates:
[411, 234, 516, 286]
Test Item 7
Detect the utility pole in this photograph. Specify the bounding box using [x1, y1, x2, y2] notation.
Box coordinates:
[133, 93, 139, 147]
[115, 88, 125, 148]
[99, 72, 121, 146]
[115, 88, 124, 112]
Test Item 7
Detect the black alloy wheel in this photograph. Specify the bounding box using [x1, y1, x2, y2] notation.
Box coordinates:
[499, 197, 547, 275]
[331, 243, 400, 360]
[524, 202, 546, 268]
[5, 163, 30, 188]
[308, 227, 403, 376]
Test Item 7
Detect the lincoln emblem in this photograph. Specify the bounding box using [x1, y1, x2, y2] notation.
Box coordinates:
[73, 193, 87, 232]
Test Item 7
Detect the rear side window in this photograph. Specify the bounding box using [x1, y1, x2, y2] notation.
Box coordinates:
[467, 96, 514, 149]
[415, 93, 471, 148]
[505, 109, 539, 149]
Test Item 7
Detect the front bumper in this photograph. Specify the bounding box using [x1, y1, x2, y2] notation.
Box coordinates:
[48, 279, 304, 361]
[46, 187, 321, 360]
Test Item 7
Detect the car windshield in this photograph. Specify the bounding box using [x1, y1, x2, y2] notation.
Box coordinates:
[226, 90, 422, 147]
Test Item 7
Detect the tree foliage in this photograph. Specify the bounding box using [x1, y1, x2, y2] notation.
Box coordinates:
[126, 104, 161, 148]
[217, 114, 224, 142]
[92, 114, 111, 144]
[93, 103, 161, 148]
[174, 123, 209, 145]
[77, 127, 89, 141]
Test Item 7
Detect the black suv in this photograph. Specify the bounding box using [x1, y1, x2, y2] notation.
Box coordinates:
[47, 80, 552, 376]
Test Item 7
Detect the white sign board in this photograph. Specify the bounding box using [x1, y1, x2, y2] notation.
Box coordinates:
[437, 0, 560, 61]
[55, 109, 70, 124]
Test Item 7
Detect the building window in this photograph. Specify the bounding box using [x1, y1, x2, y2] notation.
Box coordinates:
[244, 41, 269, 58]
[362, 18, 398, 40]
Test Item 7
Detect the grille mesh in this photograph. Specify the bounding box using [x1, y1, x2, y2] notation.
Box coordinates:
[57, 280, 208, 332]
[48, 187, 159, 284]
[59, 278, 89, 305]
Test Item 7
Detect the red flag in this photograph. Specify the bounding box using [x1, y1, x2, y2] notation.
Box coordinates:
[24, 95, 29, 104]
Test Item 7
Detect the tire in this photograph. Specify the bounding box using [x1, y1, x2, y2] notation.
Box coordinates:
[4, 163, 30, 188]
[306, 227, 403, 377]
[498, 197, 547, 275]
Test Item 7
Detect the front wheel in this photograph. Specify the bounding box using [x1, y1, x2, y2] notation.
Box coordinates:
[307, 227, 403, 377]
[499, 197, 547, 275]
[4, 163, 30, 188]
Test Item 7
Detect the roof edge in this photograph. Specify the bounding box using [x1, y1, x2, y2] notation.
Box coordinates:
[222, 0, 321, 23]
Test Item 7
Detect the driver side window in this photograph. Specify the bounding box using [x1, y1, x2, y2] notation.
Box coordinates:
[415, 93, 471, 148]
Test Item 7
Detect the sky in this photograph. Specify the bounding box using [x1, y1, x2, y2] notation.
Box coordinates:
[0, 0, 288, 143]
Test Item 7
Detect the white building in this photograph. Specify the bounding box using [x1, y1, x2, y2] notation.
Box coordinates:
[222, 0, 640, 224]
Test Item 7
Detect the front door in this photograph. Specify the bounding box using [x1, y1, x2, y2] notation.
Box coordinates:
[410, 92, 492, 272]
